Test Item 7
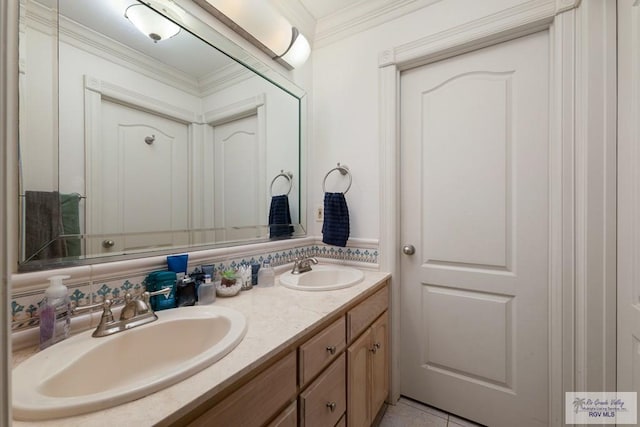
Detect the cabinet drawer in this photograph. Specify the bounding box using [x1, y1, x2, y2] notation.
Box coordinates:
[299, 316, 346, 386]
[347, 285, 388, 341]
[300, 353, 346, 427]
[268, 401, 297, 427]
[190, 351, 296, 427]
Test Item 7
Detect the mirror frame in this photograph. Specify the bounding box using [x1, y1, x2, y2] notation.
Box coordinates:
[17, 0, 307, 272]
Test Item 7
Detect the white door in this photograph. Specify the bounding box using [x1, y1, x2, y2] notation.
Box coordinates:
[210, 115, 262, 242]
[617, 0, 640, 405]
[399, 31, 550, 426]
[90, 100, 189, 253]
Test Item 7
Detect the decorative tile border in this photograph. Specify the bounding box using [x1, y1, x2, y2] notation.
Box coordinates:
[10, 239, 380, 334]
[311, 244, 379, 264]
[11, 282, 92, 332]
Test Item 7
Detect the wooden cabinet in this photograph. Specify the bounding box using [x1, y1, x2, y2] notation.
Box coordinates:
[369, 312, 389, 419]
[347, 311, 389, 427]
[268, 402, 297, 427]
[299, 354, 346, 427]
[347, 286, 388, 341]
[189, 351, 296, 427]
[181, 280, 389, 427]
[299, 316, 346, 387]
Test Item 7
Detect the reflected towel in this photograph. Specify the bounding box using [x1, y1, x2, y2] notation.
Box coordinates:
[24, 191, 67, 260]
[269, 195, 294, 238]
[322, 192, 349, 247]
[60, 193, 81, 257]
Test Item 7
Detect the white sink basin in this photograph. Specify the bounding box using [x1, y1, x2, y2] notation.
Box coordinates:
[13, 305, 247, 420]
[279, 265, 364, 291]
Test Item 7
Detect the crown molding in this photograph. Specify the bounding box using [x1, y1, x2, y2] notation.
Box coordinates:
[314, 0, 442, 48]
[22, 0, 56, 36]
[58, 15, 201, 96]
[23, 1, 254, 97]
[198, 62, 254, 97]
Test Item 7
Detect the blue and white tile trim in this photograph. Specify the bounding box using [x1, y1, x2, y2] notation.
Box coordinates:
[10, 237, 379, 336]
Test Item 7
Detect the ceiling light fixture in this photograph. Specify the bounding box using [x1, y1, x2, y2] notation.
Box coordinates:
[125, 3, 180, 43]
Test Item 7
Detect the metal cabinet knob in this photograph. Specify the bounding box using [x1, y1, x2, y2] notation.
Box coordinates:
[402, 244, 415, 255]
[326, 345, 337, 355]
[102, 240, 115, 248]
[370, 342, 381, 353]
[326, 402, 337, 412]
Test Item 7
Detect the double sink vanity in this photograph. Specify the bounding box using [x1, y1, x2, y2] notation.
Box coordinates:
[12, 265, 390, 427]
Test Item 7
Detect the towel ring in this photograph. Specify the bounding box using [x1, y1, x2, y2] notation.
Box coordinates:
[270, 170, 293, 197]
[322, 163, 352, 194]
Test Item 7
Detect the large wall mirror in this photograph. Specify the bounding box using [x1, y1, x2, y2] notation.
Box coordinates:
[18, 0, 306, 271]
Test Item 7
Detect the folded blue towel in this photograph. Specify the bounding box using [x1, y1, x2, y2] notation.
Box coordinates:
[322, 192, 349, 247]
[269, 195, 294, 238]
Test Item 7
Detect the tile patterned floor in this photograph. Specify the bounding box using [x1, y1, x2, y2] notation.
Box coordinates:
[379, 397, 484, 427]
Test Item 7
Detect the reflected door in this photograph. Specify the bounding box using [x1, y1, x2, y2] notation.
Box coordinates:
[211, 114, 262, 242]
[399, 32, 550, 426]
[88, 100, 189, 253]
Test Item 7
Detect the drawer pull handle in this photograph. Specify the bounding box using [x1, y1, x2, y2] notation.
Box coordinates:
[326, 345, 337, 355]
[326, 402, 337, 412]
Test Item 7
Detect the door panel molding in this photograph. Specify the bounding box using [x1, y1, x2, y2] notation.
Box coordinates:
[378, 1, 616, 425]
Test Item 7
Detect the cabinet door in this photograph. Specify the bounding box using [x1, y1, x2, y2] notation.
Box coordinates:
[370, 312, 389, 420]
[190, 352, 296, 427]
[300, 354, 346, 427]
[268, 401, 297, 427]
[347, 329, 371, 427]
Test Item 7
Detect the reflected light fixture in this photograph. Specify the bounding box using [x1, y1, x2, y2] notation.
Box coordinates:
[193, 0, 311, 69]
[125, 3, 180, 43]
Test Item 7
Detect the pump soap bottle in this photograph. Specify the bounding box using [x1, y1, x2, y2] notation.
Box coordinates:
[39, 275, 72, 350]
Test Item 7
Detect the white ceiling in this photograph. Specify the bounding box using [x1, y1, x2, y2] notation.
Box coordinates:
[298, 0, 364, 20]
[58, 0, 232, 78]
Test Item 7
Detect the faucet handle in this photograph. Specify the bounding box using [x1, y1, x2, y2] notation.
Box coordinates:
[72, 298, 113, 315]
[146, 287, 172, 298]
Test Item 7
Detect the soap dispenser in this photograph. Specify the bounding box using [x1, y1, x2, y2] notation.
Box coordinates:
[39, 275, 72, 350]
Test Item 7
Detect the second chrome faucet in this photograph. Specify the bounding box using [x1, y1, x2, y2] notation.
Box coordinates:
[291, 256, 318, 274]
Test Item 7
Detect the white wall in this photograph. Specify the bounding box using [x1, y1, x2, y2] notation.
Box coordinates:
[20, 3, 57, 191]
[309, 0, 546, 240]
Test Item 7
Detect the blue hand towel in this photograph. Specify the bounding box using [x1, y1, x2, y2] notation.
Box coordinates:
[269, 195, 294, 238]
[322, 192, 349, 247]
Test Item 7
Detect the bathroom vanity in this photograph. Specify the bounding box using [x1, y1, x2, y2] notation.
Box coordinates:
[12, 270, 390, 427]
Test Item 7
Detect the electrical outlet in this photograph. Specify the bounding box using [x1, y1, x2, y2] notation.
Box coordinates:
[315, 206, 323, 222]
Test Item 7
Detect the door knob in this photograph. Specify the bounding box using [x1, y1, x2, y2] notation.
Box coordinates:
[102, 240, 115, 248]
[402, 244, 415, 255]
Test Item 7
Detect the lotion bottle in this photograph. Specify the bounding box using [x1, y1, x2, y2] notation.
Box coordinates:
[39, 275, 72, 350]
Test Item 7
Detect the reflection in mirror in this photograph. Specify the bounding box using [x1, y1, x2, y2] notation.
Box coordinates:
[18, 0, 304, 270]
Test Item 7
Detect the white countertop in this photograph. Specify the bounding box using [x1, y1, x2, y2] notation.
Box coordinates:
[12, 270, 390, 426]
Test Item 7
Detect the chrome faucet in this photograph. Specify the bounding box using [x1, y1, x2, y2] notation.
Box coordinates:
[291, 256, 318, 274]
[73, 287, 171, 338]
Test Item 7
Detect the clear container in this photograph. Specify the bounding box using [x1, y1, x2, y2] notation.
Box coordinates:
[197, 281, 216, 305]
[257, 259, 275, 287]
